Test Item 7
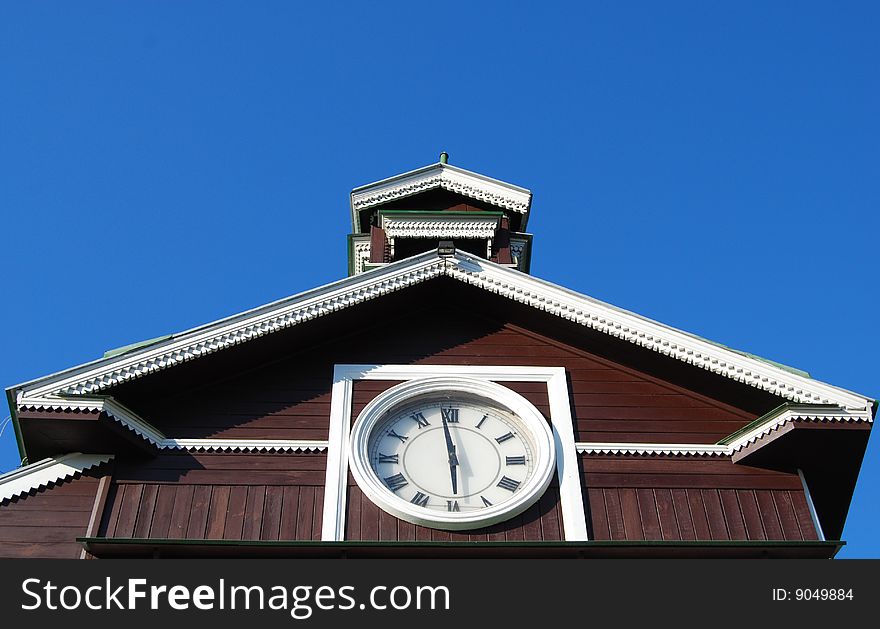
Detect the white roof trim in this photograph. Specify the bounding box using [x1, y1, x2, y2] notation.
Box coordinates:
[726, 405, 873, 454]
[12, 251, 873, 412]
[17, 396, 327, 453]
[350, 163, 532, 228]
[381, 213, 500, 240]
[162, 439, 328, 453]
[577, 443, 730, 456]
[0, 452, 114, 502]
[576, 406, 873, 457]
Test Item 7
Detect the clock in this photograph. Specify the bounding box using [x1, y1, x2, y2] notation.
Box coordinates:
[348, 377, 556, 530]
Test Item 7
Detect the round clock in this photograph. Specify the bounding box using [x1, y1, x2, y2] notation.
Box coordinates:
[348, 377, 556, 530]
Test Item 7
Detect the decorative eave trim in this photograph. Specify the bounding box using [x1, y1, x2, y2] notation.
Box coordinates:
[0, 452, 114, 502]
[722, 405, 873, 454]
[350, 163, 532, 227]
[381, 215, 500, 240]
[162, 439, 328, 453]
[576, 443, 730, 456]
[16, 396, 328, 453]
[12, 251, 873, 412]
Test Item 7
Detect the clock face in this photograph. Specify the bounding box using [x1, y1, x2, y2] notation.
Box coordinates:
[349, 377, 556, 530]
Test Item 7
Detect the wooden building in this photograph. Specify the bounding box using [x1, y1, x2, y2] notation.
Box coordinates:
[1, 158, 874, 558]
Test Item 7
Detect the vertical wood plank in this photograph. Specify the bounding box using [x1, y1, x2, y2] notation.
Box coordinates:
[539, 490, 561, 541]
[359, 489, 380, 541]
[149, 486, 176, 539]
[280, 486, 300, 540]
[311, 486, 324, 541]
[261, 486, 283, 541]
[187, 486, 212, 539]
[773, 491, 801, 540]
[654, 489, 680, 540]
[114, 484, 143, 538]
[223, 486, 248, 540]
[637, 489, 662, 540]
[588, 488, 610, 540]
[98, 483, 123, 537]
[295, 487, 316, 541]
[755, 490, 784, 540]
[719, 490, 747, 540]
[738, 490, 766, 540]
[397, 519, 415, 541]
[619, 488, 643, 540]
[701, 490, 729, 540]
[505, 515, 525, 541]
[205, 486, 230, 540]
[671, 489, 695, 540]
[604, 489, 626, 540]
[790, 491, 819, 541]
[519, 501, 543, 541]
[167, 485, 194, 539]
[377, 508, 397, 541]
[344, 487, 360, 540]
[133, 485, 159, 539]
[242, 486, 266, 541]
[687, 489, 711, 540]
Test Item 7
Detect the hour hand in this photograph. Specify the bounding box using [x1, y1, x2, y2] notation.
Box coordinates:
[448, 446, 459, 494]
[442, 416, 459, 494]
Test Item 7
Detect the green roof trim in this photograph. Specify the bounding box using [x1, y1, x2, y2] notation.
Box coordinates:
[715, 402, 843, 446]
[690, 337, 812, 379]
[103, 334, 174, 358]
[78, 537, 842, 549]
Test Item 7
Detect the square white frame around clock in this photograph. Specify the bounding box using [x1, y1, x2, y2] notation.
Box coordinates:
[321, 364, 589, 541]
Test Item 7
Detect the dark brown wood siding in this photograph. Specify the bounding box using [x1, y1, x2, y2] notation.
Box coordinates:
[583, 455, 818, 541]
[345, 482, 564, 542]
[100, 453, 325, 540]
[130, 314, 754, 444]
[0, 469, 103, 558]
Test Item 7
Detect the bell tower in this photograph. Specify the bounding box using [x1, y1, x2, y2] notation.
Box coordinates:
[347, 154, 534, 275]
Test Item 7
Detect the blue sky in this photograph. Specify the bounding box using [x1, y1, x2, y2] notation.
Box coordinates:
[1, 2, 877, 556]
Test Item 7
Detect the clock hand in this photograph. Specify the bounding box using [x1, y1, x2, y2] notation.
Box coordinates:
[442, 414, 459, 495]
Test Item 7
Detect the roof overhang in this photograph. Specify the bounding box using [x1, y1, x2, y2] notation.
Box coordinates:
[10, 250, 872, 415]
[0, 452, 113, 502]
[350, 162, 532, 232]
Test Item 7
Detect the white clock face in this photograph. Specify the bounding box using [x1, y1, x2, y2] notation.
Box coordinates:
[368, 400, 536, 514]
[349, 377, 556, 530]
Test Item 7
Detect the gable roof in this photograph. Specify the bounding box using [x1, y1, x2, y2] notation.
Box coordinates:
[9, 250, 873, 413]
[350, 162, 533, 231]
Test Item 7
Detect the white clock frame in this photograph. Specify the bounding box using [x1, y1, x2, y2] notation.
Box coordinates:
[321, 364, 589, 541]
[348, 376, 557, 530]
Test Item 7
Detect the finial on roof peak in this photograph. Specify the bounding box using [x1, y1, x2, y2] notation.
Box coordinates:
[439, 151, 449, 165]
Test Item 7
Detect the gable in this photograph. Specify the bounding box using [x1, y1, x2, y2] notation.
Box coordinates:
[76, 278, 758, 444]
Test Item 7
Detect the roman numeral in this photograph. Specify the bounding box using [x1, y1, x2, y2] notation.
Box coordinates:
[384, 473, 408, 491]
[481, 495, 493, 507]
[497, 476, 520, 492]
[476, 415, 488, 429]
[388, 429, 408, 442]
[506, 456, 526, 465]
[411, 412, 430, 428]
[441, 408, 459, 423]
[447, 500, 460, 512]
[495, 432, 515, 444]
[411, 492, 429, 507]
[377, 453, 399, 464]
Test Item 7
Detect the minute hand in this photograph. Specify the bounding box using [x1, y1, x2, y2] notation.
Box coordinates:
[441, 415, 459, 495]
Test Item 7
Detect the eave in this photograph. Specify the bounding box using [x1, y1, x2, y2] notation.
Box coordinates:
[350, 162, 533, 232]
[9, 251, 873, 416]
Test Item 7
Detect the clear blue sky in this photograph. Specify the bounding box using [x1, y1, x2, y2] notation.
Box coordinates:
[1, 2, 877, 556]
